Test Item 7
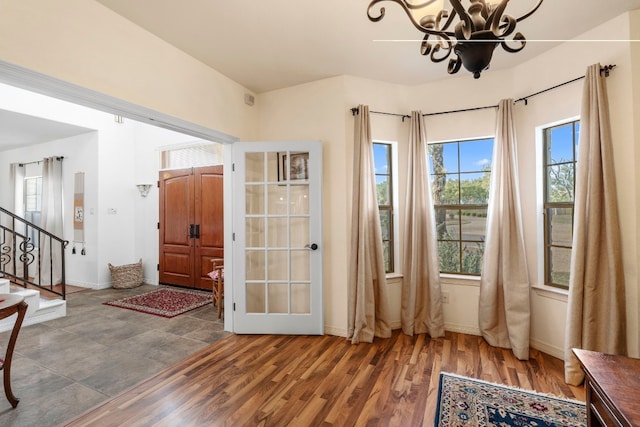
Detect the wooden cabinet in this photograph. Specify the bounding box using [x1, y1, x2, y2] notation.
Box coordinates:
[573, 349, 640, 427]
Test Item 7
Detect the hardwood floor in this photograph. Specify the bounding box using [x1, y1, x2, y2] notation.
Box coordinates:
[65, 330, 585, 427]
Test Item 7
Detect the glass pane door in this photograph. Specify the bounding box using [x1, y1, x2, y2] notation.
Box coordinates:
[233, 142, 322, 334]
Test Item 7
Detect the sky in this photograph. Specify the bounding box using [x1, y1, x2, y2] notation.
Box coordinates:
[373, 121, 578, 179]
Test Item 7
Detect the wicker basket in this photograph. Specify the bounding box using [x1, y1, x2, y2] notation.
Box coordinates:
[109, 258, 144, 289]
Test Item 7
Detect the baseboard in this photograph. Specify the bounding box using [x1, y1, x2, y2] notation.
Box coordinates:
[324, 322, 481, 338]
[530, 338, 564, 359]
[66, 280, 100, 289]
[444, 322, 481, 336]
[324, 325, 347, 337]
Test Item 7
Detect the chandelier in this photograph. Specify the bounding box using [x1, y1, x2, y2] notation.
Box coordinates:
[367, 0, 544, 78]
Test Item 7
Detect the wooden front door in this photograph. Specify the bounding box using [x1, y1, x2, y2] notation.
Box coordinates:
[159, 165, 223, 290]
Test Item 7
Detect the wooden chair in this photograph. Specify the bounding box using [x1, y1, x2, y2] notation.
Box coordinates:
[210, 258, 224, 319]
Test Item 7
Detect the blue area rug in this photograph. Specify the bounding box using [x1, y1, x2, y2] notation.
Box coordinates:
[435, 372, 586, 426]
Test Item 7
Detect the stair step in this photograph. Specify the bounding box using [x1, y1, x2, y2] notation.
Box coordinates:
[11, 288, 41, 314]
[0, 278, 9, 294]
[0, 284, 67, 332]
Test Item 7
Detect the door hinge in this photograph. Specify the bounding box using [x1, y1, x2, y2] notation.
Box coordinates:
[233, 302, 236, 311]
[157, 222, 160, 230]
[157, 181, 160, 188]
[232, 163, 235, 172]
[232, 232, 235, 241]
[157, 264, 160, 271]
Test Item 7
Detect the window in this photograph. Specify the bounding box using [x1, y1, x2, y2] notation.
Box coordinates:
[160, 142, 223, 169]
[373, 142, 395, 273]
[24, 175, 43, 246]
[543, 120, 579, 289]
[428, 138, 494, 275]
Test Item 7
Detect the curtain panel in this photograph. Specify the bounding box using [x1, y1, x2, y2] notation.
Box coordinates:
[401, 111, 444, 337]
[347, 105, 392, 344]
[478, 99, 531, 360]
[40, 156, 64, 286]
[564, 64, 627, 385]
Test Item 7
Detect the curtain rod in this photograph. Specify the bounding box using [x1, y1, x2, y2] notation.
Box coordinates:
[18, 156, 64, 167]
[350, 64, 617, 118]
[350, 107, 410, 121]
[514, 64, 616, 105]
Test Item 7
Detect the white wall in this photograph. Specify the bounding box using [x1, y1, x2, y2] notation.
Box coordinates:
[255, 12, 640, 355]
[0, 0, 257, 142]
[0, 83, 207, 288]
[0, 132, 100, 286]
[257, 76, 349, 335]
[0, 0, 636, 355]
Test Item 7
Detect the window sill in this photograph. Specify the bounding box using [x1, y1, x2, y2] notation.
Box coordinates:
[531, 284, 569, 302]
[440, 273, 481, 287]
[385, 272, 403, 280]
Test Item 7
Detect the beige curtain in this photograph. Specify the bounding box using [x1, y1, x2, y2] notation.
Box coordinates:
[402, 111, 444, 337]
[564, 64, 627, 385]
[347, 105, 392, 344]
[479, 99, 530, 360]
[40, 156, 64, 285]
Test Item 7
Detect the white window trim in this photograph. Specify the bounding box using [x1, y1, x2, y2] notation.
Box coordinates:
[427, 135, 494, 278]
[373, 139, 399, 277]
[534, 116, 579, 296]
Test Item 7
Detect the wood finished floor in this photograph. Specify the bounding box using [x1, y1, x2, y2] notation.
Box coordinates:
[66, 330, 585, 426]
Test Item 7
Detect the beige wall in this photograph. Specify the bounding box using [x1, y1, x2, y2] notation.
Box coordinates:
[257, 77, 348, 334]
[631, 9, 640, 358]
[0, 0, 258, 141]
[0, 0, 637, 356]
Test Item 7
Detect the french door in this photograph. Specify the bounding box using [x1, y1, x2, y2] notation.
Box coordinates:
[232, 141, 323, 334]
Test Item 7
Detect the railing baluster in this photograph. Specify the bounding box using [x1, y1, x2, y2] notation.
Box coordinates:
[0, 206, 67, 299]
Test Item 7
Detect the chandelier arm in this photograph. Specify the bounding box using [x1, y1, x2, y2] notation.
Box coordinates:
[448, 0, 474, 37]
[447, 56, 463, 75]
[486, 0, 509, 33]
[493, 15, 517, 38]
[501, 33, 526, 53]
[367, 0, 456, 37]
[514, 0, 544, 23]
[403, 0, 441, 10]
[421, 34, 454, 63]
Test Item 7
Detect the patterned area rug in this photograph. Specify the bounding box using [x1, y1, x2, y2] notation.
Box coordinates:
[435, 372, 586, 427]
[105, 288, 211, 318]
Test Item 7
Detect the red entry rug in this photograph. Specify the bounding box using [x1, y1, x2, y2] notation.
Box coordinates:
[105, 288, 211, 318]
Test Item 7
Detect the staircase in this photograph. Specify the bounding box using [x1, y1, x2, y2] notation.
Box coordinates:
[0, 277, 66, 332]
[0, 206, 68, 331]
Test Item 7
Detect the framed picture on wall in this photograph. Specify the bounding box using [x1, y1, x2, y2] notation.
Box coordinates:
[278, 152, 309, 181]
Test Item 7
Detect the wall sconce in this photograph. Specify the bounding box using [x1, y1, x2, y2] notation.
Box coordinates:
[136, 184, 152, 197]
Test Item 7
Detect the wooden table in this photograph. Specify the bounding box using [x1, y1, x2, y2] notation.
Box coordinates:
[573, 348, 640, 427]
[0, 293, 28, 408]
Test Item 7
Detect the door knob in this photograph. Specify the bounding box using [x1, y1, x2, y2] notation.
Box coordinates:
[305, 243, 319, 250]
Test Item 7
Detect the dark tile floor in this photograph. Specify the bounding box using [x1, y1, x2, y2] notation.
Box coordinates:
[0, 285, 229, 427]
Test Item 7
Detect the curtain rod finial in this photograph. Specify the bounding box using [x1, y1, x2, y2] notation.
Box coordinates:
[351, 107, 359, 116]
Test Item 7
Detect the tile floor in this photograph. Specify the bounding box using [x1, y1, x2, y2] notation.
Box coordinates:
[0, 285, 229, 427]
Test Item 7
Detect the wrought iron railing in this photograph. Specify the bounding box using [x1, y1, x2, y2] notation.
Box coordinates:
[0, 206, 68, 299]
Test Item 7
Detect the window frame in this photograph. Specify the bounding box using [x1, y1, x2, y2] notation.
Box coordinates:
[372, 140, 398, 275]
[428, 137, 494, 276]
[542, 119, 579, 290]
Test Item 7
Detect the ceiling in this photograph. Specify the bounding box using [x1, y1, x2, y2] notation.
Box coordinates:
[3, 1, 640, 151]
[95, 0, 640, 93]
[0, 109, 94, 152]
